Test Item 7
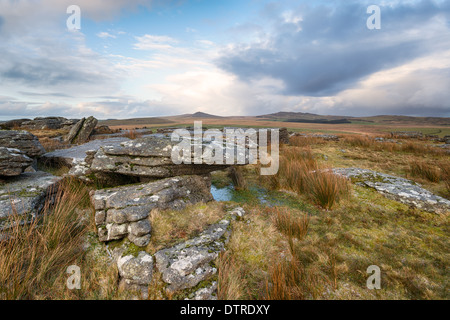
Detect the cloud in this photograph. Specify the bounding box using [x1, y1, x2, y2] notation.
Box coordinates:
[0, 98, 78, 119]
[0, 1, 127, 109]
[0, 32, 122, 95]
[0, 0, 153, 34]
[1, 0, 449, 119]
[97, 32, 116, 39]
[133, 34, 179, 51]
[18, 92, 73, 98]
[218, 0, 450, 97]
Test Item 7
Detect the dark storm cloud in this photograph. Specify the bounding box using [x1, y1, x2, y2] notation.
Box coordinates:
[218, 0, 450, 97]
[0, 55, 116, 88]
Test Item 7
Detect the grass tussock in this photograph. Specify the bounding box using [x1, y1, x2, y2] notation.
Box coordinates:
[343, 135, 374, 148]
[265, 254, 322, 300]
[264, 206, 323, 300]
[221, 206, 287, 299]
[263, 146, 349, 209]
[437, 161, 450, 194]
[272, 207, 308, 241]
[122, 129, 142, 140]
[217, 251, 245, 300]
[0, 178, 90, 299]
[306, 170, 350, 210]
[408, 161, 441, 183]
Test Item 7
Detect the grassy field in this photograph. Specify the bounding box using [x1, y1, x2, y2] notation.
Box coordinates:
[210, 135, 449, 300]
[107, 115, 450, 137]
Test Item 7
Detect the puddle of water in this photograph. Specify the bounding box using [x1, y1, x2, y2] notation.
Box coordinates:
[210, 185, 234, 202]
[210, 184, 273, 205]
[210, 183, 315, 213]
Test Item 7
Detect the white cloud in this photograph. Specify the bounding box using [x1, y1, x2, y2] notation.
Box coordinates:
[133, 34, 179, 51]
[97, 32, 116, 39]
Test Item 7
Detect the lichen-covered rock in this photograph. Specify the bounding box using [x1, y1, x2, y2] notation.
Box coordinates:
[18, 117, 77, 130]
[333, 167, 450, 214]
[154, 211, 241, 293]
[108, 207, 244, 300]
[189, 282, 218, 300]
[20, 117, 77, 130]
[117, 251, 153, 299]
[292, 132, 340, 141]
[279, 127, 290, 144]
[90, 135, 249, 179]
[41, 137, 130, 179]
[91, 175, 213, 246]
[0, 147, 33, 176]
[64, 118, 85, 144]
[444, 135, 450, 144]
[65, 116, 98, 144]
[0, 119, 31, 130]
[0, 130, 45, 158]
[92, 125, 116, 135]
[228, 207, 246, 220]
[390, 131, 423, 139]
[118, 251, 153, 285]
[0, 171, 61, 229]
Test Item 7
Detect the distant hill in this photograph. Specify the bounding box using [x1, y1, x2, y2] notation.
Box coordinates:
[285, 118, 352, 124]
[99, 117, 173, 126]
[257, 111, 450, 126]
[96, 111, 449, 128]
[170, 112, 224, 119]
[258, 111, 353, 124]
[357, 115, 450, 126]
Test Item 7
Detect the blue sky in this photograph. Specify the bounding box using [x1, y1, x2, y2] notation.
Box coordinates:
[0, 0, 449, 119]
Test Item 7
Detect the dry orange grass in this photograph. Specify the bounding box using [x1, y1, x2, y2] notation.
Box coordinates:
[289, 136, 327, 147]
[409, 161, 441, 183]
[122, 129, 142, 140]
[437, 161, 450, 193]
[342, 134, 445, 156]
[265, 256, 322, 300]
[217, 251, 244, 300]
[272, 207, 309, 241]
[0, 179, 90, 299]
[343, 135, 374, 148]
[264, 207, 323, 300]
[305, 170, 350, 210]
[38, 137, 69, 152]
[266, 146, 349, 209]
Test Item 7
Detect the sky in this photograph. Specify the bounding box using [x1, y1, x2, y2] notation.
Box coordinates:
[0, 0, 449, 120]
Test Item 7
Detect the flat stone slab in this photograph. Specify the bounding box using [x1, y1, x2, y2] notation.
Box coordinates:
[41, 137, 130, 176]
[0, 171, 62, 228]
[90, 135, 251, 179]
[333, 167, 450, 214]
[0, 147, 33, 176]
[0, 130, 45, 158]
